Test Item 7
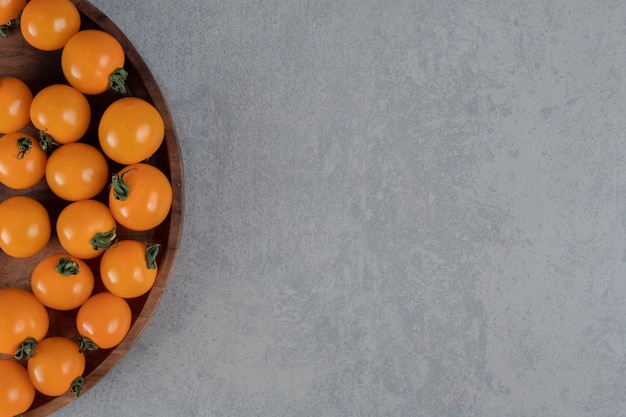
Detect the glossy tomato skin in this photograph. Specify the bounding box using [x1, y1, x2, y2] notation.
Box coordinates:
[98, 97, 165, 165]
[0, 132, 47, 189]
[0, 196, 50, 258]
[56, 199, 117, 259]
[45, 142, 108, 201]
[0, 0, 26, 24]
[30, 84, 90, 144]
[61, 29, 125, 95]
[27, 337, 85, 397]
[0, 359, 35, 417]
[76, 292, 132, 349]
[109, 163, 173, 231]
[31, 253, 95, 310]
[0, 288, 49, 356]
[0, 77, 32, 134]
[100, 240, 158, 298]
[20, 0, 80, 51]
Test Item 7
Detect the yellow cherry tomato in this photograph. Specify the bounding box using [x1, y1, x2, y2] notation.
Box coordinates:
[0, 288, 49, 357]
[100, 240, 160, 298]
[76, 292, 132, 349]
[0, 77, 32, 134]
[61, 29, 127, 95]
[30, 84, 91, 145]
[27, 337, 85, 397]
[109, 163, 173, 231]
[0, 359, 35, 417]
[98, 97, 165, 164]
[31, 253, 95, 310]
[20, 0, 80, 51]
[45, 143, 109, 201]
[0, 132, 47, 189]
[0, 196, 50, 258]
[56, 199, 117, 259]
[0, 0, 26, 24]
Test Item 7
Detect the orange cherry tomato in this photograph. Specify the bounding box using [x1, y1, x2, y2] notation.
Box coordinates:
[98, 97, 165, 165]
[109, 163, 172, 231]
[56, 199, 117, 259]
[27, 337, 85, 397]
[61, 29, 127, 95]
[0, 288, 49, 357]
[0, 77, 32, 134]
[0, 196, 50, 258]
[0, 359, 35, 417]
[0, 0, 26, 25]
[19, 0, 80, 51]
[76, 292, 132, 349]
[45, 142, 108, 201]
[30, 84, 91, 145]
[100, 240, 160, 298]
[31, 253, 95, 310]
[0, 132, 46, 189]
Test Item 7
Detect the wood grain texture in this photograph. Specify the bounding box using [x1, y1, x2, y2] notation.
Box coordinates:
[0, 1, 183, 415]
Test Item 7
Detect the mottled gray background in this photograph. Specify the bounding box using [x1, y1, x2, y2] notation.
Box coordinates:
[56, 0, 626, 416]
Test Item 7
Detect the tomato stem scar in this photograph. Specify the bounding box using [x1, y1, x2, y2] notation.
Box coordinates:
[15, 337, 38, 360]
[15, 136, 32, 160]
[56, 257, 80, 276]
[70, 376, 85, 398]
[0, 11, 21, 37]
[78, 336, 98, 353]
[37, 130, 59, 152]
[109, 68, 128, 94]
[111, 168, 136, 201]
[146, 243, 161, 269]
[90, 226, 117, 251]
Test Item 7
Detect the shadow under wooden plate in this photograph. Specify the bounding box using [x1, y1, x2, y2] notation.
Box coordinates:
[0, 1, 184, 415]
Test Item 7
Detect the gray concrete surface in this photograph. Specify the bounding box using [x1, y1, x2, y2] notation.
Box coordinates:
[55, 0, 626, 416]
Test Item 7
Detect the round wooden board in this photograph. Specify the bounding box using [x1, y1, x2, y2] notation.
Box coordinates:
[0, 1, 184, 415]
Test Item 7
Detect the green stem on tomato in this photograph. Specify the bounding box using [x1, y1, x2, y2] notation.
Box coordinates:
[15, 337, 38, 360]
[111, 168, 136, 201]
[56, 257, 79, 276]
[146, 243, 161, 270]
[109, 68, 129, 94]
[90, 226, 117, 251]
[0, 11, 21, 38]
[78, 336, 98, 353]
[14, 136, 32, 159]
[70, 376, 85, 398]
[37, 130, 59, 152]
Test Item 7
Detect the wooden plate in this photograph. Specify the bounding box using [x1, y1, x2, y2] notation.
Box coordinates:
[0, 1, 183, 415]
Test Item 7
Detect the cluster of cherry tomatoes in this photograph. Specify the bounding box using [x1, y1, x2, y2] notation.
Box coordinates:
[0, 1, 173, 415]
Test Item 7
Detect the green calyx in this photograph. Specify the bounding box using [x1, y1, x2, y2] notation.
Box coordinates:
[78, 336, 98, 353]
[15, 136, 32, 160]
[56, 257, 79, 276]
[15, 337, 38, 360]
[70, 376, 85, 398]
[38, 130, 59, 152]
[146, 243, 161, 270]
[0, 12, 21, 37]
[111, 168, 136, 201]
[109, 68, 129, 94]
[90, 226, 117, 251]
